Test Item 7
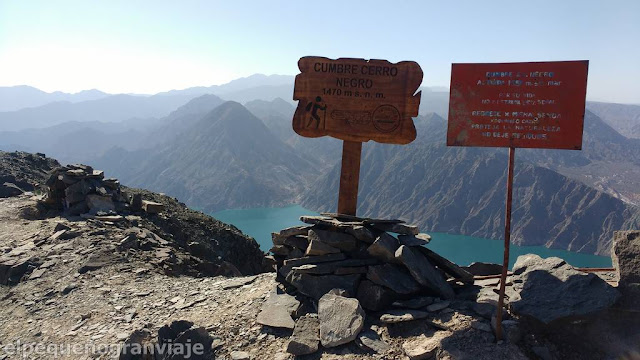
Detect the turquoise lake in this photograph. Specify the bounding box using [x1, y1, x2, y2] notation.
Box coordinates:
[211, 205, 612, 269]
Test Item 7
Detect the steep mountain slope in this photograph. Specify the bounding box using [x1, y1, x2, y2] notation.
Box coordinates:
[95, 102, 318, 212]
[520, 111, 640, 204]
[0, 93, 201, 131]
[301, 114, 640, 256]
[245, 98, 342, 168]
[0, 85, 109, 112]
[586, 101, 640, 139]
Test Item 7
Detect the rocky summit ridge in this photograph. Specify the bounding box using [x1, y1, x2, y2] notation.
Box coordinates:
[0, 151, 639, 360]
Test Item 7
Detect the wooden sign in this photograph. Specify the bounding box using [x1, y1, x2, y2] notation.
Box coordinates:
[447, 61, 589, 149]
[293, 57, 423, 145]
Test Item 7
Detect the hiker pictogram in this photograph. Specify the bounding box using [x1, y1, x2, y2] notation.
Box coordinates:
[305, 96, 326, 129]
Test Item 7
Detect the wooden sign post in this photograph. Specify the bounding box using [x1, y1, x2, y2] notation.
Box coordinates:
[446, 60, 589, 340]
[293, 56, 423, 215]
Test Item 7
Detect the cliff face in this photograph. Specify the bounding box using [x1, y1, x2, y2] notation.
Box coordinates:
[301, 132, 640, 256]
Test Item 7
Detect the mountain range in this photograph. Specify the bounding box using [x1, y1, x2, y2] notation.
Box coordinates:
[300, 113, 640, 255]
[1, 76, 639, 256]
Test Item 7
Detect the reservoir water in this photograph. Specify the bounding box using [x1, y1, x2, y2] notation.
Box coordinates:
[212, 205, 612, 269]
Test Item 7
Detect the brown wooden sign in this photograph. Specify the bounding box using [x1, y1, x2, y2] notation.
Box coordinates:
[447, 60, 589, 149]
[293, 56, 423, 145]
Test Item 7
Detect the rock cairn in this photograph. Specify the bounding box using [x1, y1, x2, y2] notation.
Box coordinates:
[258, 213, 625, 357]
[260, 213, 476, 355]
[41, 164, 163, 217]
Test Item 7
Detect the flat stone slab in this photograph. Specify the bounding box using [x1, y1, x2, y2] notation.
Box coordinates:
[319, 293, 365, 348]
[426, 300, 450, 312]
[396, 245, 455, 299]
[402, 332, 450, 360]
[256, 288, 300, 329]
[288, 273, 361, 300]
[292, 258, 378, 275]
[308, 229, 358, 252]
[280, 253, 347, 277]
[370, 222, 419, 235]
[392, 296, 435, 309]
[418, 246, 474, 283]
[367, 232, 400, 263]
[305, 239, 340, 256]
[367, 264, 421, 295]
[256, 304, 295, 329]
[345, 225, 377, 244]
[356, 329, 390, 354]
[287, 315, 319, 355]
[398, 233, 431, 246]
[379, 309, 430, 323]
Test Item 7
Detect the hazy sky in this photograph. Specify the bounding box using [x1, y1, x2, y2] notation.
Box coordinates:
[1, 0, 639, 103]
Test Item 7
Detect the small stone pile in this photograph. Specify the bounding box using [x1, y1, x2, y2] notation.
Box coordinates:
[41, 164, 163, 217]
[260, 213, 475, 355]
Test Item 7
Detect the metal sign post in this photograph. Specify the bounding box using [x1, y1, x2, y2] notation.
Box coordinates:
[446, 60, 589, 341]
[495, 146, 515, 340]
[292, 56, 423, 215]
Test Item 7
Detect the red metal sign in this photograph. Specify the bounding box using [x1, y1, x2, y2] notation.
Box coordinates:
[447, 61, 589, 149]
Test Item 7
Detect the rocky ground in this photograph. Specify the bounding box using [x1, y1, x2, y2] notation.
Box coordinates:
[0, 194, 527, 360]
[0, 152, 639, 360]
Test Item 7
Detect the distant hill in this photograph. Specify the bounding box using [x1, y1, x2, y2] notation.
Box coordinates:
[93, 101, 319, 212]
[300, 113, 640, 256]
[0, 93, 202, 132]
[0, 86, 110, 112]
[586, 101, 640, 139]
[156, 74, 294, 97]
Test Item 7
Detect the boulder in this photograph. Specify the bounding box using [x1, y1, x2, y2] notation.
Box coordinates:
[286, 315, 320, 355]
[509, 254, 621, 324]
[318, 293, 365, 348]
[86, 194, 115, 214]
[367, 264, 421, 295]
[367, 232, 400, 263]
[612, 230, 640, 311]
[142, 200, 164, 214]
[396, 245, 455, 299]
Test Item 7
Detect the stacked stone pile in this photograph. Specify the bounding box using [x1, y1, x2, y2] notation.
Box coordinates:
[270, 214, 473, 307]
[260, 213, 478, 355]
[41, 164, 163, 217]
[257, 213, 625, 357]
